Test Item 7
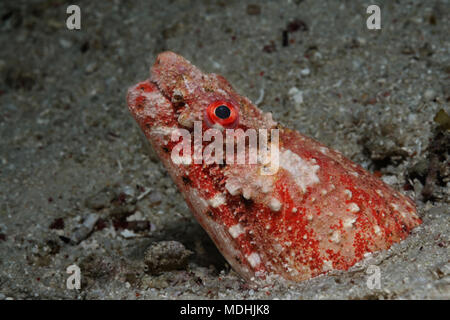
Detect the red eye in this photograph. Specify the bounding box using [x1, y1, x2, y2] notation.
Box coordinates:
[205, 100, 239, 129]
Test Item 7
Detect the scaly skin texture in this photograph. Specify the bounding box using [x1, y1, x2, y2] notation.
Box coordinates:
[127, 52, 422, 282]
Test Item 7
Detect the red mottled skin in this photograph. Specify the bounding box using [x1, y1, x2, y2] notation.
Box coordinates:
[127, 52, 422, 282]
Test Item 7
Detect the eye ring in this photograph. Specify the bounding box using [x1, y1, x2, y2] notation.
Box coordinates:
[205, 100, 239, 129]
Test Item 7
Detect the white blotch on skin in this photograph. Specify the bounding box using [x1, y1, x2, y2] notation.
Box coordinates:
[374, 225, 381, 235]
[208, 194, 226, 208]
[280, 150, 320, 193]
[228, 224, 245, 238]
[211, 85, 227, 95]
[330, 230, 341, 244]
[269, 197, 282, 212]
[151, 126, 178, 136]
[242, 187, 252, 200]
[247, 252, 261, 268]
[198, 196, 209, 209]
[182, 75, 196, 94]
[323, 260, 333, 271]
[348, 203, 360, 213]
[141, 92, 171, 117]
[343, 217, 357, 228]
[344, 189, 352, 200]
[225, 181, 241, 196]
[350, 171, 359, 177]
[254, 176, 274, 194]
[260, 184, 272, 193]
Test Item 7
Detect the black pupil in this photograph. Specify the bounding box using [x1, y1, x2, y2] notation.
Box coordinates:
[215, 105, 231, 119]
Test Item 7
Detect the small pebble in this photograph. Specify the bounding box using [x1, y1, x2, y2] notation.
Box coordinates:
[70, 213, 99, 244]
[300, 68, 310, 76]
[148, 191, 163, 205]
[126, 220, 151, 232]
[424, 89, 436, 101]
[246, 4, 261, 15]
[382, 175, 398, 186]
[85, 62, 98, 74]
[120, 229, 138, 238]
[288, 87, 304, 107]
[144, 241, 193, 275]
[59, 39, 72, 49]
[84, 187, 115, 210]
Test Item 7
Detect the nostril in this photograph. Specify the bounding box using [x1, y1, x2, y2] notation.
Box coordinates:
[135, 95, 146, 110]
